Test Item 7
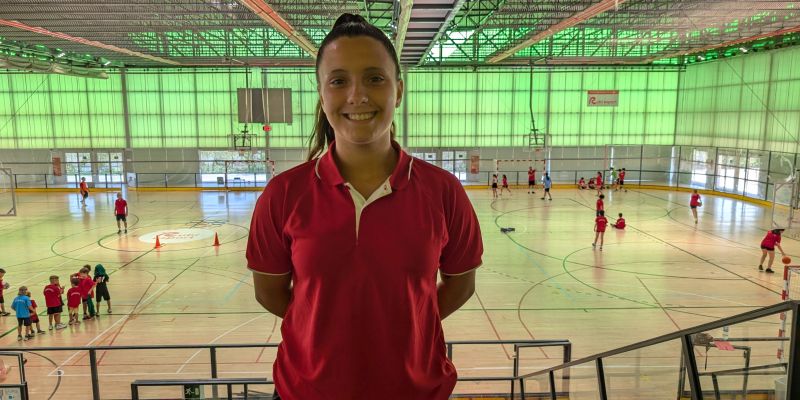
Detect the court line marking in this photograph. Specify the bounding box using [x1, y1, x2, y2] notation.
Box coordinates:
[566, 196, 781, 295]
[46, 283, 173, 377]
[175, 314, 267, 374]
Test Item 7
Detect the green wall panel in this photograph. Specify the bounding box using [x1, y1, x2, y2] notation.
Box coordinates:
[676, 46, 800, 153]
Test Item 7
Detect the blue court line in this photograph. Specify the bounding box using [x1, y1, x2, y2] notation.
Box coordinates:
[490, 201, 576, 302]
[222, 276, 250, 304]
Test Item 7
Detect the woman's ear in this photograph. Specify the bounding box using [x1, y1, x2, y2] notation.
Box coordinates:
[395, 79, 404, 108]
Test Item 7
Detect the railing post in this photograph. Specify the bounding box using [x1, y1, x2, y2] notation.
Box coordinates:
[563, 343, 572, 395]
[512, 344, 518, 400]
[596, 358, 608, 400]
[787, 302, 800, 400]
[446, 343, 453, 360]
[130, 383, 139, 400]
[89, 349, 100, 400]
[681, 334, 704, 400]
[210, 346, 219, 399]
[548, 370, 557, 400]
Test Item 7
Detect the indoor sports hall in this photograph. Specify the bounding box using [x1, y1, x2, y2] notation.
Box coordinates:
[0, 1, 799, 399]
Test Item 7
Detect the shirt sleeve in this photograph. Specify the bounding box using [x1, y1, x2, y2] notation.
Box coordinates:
[246, 181, 294, 275]
[439, 176, 483, 275]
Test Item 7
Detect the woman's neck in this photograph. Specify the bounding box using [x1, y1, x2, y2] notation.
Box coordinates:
[334, 138, 398, 184]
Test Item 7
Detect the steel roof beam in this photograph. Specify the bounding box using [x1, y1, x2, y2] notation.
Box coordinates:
[414, 0, 467, 66]
[647, 23, 800, 63]
[487, 0, 628, 63]
[234, 0, 318, 58]
[0, 18, 179, 65]
[394, 0, 414, 54]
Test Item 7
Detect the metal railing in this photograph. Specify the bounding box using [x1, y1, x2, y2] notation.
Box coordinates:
[519, 300, 800, 400]
[1, 339, 572, 400]
[131, 377, 270, 400]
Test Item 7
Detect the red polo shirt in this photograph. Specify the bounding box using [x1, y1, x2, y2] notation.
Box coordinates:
[114, 199, 127, 215]
[247, 140, 483, 400]
[43, 284, 63, 307]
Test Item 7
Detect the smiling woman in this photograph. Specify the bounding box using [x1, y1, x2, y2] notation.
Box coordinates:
[247, 13, 484, 400]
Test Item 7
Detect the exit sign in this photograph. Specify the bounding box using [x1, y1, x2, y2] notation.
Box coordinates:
[184, 384, 204, 399]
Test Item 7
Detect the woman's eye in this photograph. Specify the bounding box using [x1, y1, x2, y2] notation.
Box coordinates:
[369, 76, 385, 83]
[330, 79, 345, 86]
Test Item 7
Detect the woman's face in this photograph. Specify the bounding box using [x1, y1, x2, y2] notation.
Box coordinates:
[317, 36, 403, 147]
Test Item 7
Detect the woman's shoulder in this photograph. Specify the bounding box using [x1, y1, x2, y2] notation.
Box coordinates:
[410, 157, 463, 187]
[263, 159, 318, 191]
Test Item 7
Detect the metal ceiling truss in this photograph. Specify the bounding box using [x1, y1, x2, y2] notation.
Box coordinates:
[0, 0, 798, 69]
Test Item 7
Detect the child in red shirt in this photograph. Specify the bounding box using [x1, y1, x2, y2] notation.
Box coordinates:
[78, 266, 96, 320]
[79, 177, 89, 204]
[578, 177, 587, 189]
[593, 210, 608, 250]
[759, 229, 785, 273]
[612, 213, 626, 229]
[26, 290, 46, 335]
[500, 174, 512, 197]
[44, 275, 66, 330]
[596, 194, 605, 216]
[67, 278, 82, 325]
[596, 171, 604, 195]
[690, 189, 701, 224]
[0, 268, 9, 316]
[588, 177, 596, 189]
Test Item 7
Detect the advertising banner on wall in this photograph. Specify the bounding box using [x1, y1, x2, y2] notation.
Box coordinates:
[587, 90, 619, 107]
[52, 157, 62, 176]
[470, 155, 480, 174]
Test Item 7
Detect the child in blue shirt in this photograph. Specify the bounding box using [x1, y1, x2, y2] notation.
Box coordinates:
[11, 286, 34, 341]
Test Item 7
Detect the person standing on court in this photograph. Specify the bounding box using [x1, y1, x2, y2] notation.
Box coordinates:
[541, 172, 553, 200]
[689, 189, 701, 224]
[759, 228, 785, 273]
[246, 13, 483, 400]
[79, 177, 89, 204]
[527, 167, 536, 194]
[115, 192, 128, 234]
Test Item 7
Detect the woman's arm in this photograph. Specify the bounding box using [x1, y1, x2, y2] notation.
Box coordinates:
[777, 243, 785, 256]
[252, 272, 292, 318]
[438, 269, 476, 320]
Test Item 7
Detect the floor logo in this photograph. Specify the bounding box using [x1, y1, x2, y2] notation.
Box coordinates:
[138, 228, 215, 244]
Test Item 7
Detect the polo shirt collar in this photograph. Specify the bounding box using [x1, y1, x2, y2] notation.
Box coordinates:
[315, 140, 413, 190]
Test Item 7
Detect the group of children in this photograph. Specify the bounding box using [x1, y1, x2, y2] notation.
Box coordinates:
[491, 168, 553, 200]
[592, 193, 626, 250]
[0, 264, 111, 341]
[578, 168, 627, 193]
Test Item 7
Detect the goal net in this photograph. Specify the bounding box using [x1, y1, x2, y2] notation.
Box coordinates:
[0, 168, 16, 217]
[495, 155, 547, 185]
[777, 265, 800, 361]
[771, 173, 800, 238]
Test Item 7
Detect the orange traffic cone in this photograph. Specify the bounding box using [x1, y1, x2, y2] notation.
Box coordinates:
[154, 235, 162, 249]
[213, 232, 220, 247]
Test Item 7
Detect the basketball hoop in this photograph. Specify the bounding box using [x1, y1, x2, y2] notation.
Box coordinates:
[231, 131, 253, 152]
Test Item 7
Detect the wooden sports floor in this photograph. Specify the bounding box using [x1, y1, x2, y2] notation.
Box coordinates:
[0, 186, 792, 399]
